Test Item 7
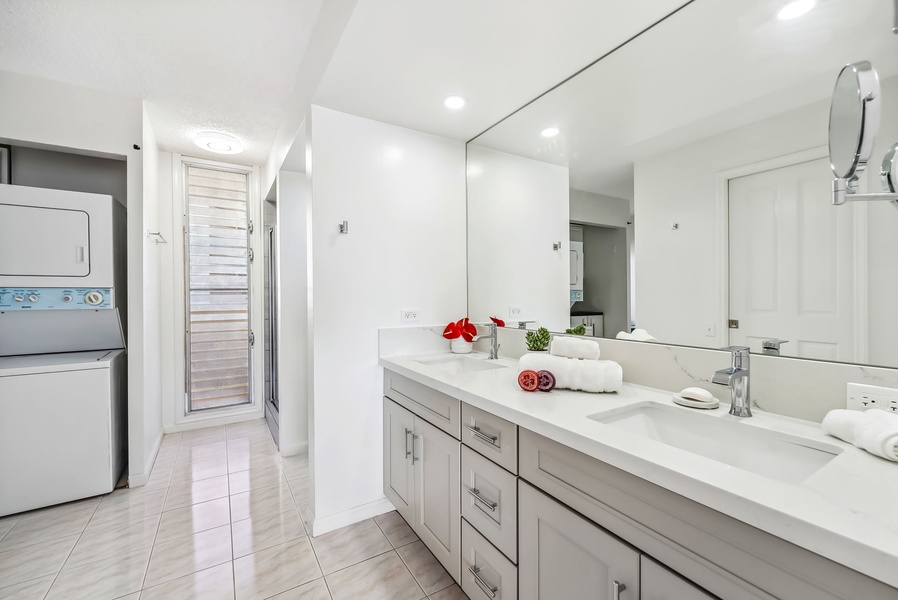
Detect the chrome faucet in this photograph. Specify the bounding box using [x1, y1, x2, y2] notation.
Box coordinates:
[712, 346, 751, 417]
[473, 322, 499, 360]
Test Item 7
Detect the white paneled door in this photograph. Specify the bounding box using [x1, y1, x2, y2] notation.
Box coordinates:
[728, 157, 856, 362]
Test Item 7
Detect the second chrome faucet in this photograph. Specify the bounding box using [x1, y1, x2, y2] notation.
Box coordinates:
[712, 346, 752, 417]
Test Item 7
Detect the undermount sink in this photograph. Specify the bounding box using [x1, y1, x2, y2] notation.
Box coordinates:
[414, 354, 508, 374]
[589, 403, 842, 484]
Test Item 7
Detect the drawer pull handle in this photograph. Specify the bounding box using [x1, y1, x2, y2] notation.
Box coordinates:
[404, 428, 412, 458]
[612, 580, 627, 600]
[468, 488, 498, 512]
[467, 425, 499, 447]
[469, 566, 498, 598]
[411, 434, 420, 463]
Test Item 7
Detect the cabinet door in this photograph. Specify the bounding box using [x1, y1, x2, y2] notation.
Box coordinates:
[641, 556, 718, 600]
[383, 398, 415, 525]
[415, 416, 461, 581]
[519, 481, 639, 600]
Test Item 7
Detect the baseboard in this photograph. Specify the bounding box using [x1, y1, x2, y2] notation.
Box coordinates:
[128, 429, 163, 487]
[309, 497, 396, 537]
[165, 410, 264, 433]
[280, 440, 309, 457]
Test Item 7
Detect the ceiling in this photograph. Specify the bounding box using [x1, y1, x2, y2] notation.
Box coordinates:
[0, 0, 323, 165]
[470, 0, 898, 200]
[0, 0, 696, 166]
[314, 0, 691, 142]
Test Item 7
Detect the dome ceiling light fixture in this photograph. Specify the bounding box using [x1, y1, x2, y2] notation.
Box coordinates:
[444, 95, 466, 110]
[540, 126, 560, 138]
[194, 131, 244, 154]
[777, 0, 815, 21]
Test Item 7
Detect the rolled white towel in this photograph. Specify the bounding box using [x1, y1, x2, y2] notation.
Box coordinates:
[550, 336, 601, 360]
[822, 409, 898, 462]
[630, 329, 659, 343]
[519, 353, 622, 393]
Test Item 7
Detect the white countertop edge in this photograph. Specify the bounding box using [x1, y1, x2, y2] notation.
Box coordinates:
[378, 352, 898, 588]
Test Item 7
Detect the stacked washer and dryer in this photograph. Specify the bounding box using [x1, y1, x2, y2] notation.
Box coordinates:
[0, 184, 127, 517]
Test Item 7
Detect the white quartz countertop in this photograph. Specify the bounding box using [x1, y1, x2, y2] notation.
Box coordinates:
[379, 351, 898, 588]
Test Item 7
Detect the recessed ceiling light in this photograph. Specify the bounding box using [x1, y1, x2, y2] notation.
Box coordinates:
[777, 0, 815, 20]
[444, 95, 466, 110]
[194, 131, 244, 155]
[541, 127, 560, 138]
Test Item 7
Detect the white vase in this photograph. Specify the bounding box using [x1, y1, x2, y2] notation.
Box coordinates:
[450, 339, 473, 354]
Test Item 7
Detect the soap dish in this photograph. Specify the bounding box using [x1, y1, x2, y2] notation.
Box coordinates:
[672, 393, 719, 410]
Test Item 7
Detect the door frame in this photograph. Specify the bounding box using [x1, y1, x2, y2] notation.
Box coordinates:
[713, 146, 868, 360]
[166, 154, 265, 430]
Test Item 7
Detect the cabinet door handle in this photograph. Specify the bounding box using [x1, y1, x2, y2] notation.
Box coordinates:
[466, 425, 499, 447]
[404, 428, 412, 459]
[468, 488, 498, 512]
[469, 566, 498, 598]
[411, 434, 420, 463]
[612, 580, 627, 600]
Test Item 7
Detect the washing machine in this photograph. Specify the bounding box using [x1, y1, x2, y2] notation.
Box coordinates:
[0, 184, 127, 516]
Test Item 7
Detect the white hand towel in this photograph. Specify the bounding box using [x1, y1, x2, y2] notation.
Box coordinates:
[550, 336, 601, 360]
[822, 409, 898, 462]
[518, 354, 622, 393]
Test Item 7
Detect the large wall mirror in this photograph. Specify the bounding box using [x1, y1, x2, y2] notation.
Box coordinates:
[467, 0, 898, 369]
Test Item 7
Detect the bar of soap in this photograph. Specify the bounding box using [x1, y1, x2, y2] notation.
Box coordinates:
[680, 387, 715, 403]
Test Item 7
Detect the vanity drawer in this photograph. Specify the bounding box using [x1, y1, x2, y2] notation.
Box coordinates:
[383, 370, 460, 439]
[462, 402, 518, 473]
[461, 518, 518, 600]
[461, 445, 517, 563]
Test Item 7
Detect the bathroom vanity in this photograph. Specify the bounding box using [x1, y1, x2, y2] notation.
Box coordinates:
[380, 352, 898, 600]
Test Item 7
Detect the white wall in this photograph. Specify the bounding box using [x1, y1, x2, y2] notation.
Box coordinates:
[0, 70, 158, 486]
[141, 106, 164, 476]
[467, 145, 570, 332]
[308, 106, 466, 533]
[277, 170, 310, 455]
[570, 188, 630, 228]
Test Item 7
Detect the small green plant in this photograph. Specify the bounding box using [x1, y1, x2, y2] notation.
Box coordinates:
[565, 324, 587, 336]
[525, 327, 551, 351]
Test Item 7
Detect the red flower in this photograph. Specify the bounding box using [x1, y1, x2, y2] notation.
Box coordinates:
[443, 318, 478, 342]
[489, 316, 505, 327]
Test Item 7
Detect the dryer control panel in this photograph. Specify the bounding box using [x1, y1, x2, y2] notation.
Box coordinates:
[0, 288, 114, 310]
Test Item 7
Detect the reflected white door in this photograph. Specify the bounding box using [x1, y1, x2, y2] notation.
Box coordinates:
[728, 157, 855, 362]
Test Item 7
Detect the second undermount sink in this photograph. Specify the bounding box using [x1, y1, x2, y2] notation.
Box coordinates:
[588, 403, 842, 484]
[414, 354, 508, 374]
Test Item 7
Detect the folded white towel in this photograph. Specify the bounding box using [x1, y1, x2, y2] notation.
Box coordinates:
[550, 336, 601, 360]
[822, 409, 898, 462]
[519, 353, 622, 393]
[615, 329, 659, 343]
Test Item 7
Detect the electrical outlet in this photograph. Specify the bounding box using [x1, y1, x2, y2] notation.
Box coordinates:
[703, 322, 715, 337]
[846, 382, 898, 411]
[401, 309, 420, 323]
[509, 306, 522, 317]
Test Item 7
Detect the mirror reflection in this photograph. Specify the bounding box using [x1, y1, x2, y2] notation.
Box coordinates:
[467, 0, 898, 368]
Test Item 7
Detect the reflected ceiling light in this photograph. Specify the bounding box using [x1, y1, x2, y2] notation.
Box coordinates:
[777, 0, 815, 20]
[444, 95, 466, 110]
[540, 127, 560, 138]
[194, 131, 243, 154]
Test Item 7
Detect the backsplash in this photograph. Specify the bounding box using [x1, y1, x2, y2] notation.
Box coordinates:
[379, 325, 898, 423]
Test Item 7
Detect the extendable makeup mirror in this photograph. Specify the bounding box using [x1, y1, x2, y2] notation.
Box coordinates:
[829, 61, 898, 207]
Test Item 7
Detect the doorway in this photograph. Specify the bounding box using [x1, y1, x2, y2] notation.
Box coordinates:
[727, 156, 856, 361]
[184, 165, 253, 412]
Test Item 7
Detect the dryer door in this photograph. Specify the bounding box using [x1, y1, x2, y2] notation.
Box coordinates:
[0, 204, 90, 277]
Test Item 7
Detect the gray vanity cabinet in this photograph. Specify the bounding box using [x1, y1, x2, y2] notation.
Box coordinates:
[519, 481, 640, 600]
[641, 556, 717, 600]
[382, 380, 461, 582]
[383, 398, 415, 524]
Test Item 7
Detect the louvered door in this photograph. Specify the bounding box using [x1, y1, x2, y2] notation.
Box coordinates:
[185, 165, 252, 412]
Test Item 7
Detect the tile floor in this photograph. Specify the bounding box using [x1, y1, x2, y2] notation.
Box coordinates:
[0, 419, 469, 600]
